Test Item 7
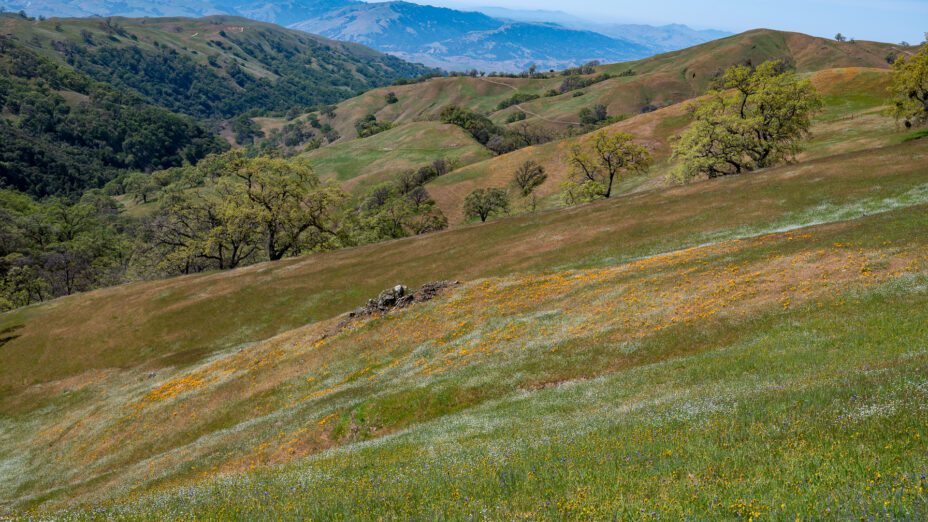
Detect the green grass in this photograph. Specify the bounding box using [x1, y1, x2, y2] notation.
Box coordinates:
[301, 121, 492, 191]
[1, 30, 924, 520]
[24, 207, 928, 519]
[902, 128, 928, 142]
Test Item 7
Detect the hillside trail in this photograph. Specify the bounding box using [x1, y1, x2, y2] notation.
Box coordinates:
[478, 77, 582, 126]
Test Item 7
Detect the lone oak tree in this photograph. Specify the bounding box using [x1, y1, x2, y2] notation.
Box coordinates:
[463, 188, 510, 222]
[567, 131, 652, 199]
[226, 156, 345, 261]
[512, 160, 547, 211]
[891, 46, 928, 128]
[672, 60, 822, 181]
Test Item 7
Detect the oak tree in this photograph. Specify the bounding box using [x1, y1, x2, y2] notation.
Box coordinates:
[672, 60, 821, 181]
[890, 46, 928, 128]
[566, 130, 652, 199]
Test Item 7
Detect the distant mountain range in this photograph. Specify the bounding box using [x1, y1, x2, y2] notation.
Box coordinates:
[1, 0, 731, 71]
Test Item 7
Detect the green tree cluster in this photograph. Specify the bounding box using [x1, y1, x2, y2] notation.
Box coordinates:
[0, 38, 225, 198]
[355, 114, 394, 138]
[0, 189, 131, 311]
[890, 46, 928, 128]
[346, 160, 452, 241]
[440, 105, 558, 155]
[463, 188, 510, 222]
[563, 130, 652, 202]
[672, 60, 822, 181]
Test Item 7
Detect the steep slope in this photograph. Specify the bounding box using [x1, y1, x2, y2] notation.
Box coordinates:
[0, 14, 435, 119]
[2, 137, 928, 515]
[0, 22, 227, 197]
[2, 136, 927, 400]
[0, 13, 435, 195]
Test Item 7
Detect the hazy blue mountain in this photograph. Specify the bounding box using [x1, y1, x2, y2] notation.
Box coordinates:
[2, 0, 728, 72]
[289, 2, 651, 71]
[475, 6, 731, 53]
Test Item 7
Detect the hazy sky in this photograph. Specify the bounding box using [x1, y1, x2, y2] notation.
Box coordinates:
[401, 0, 927, 43]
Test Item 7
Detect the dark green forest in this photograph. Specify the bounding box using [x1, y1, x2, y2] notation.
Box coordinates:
[0, 13, 440, 311]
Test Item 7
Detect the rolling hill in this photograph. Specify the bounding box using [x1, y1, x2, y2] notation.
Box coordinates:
[0, 13, 435, 196]
[276, 29, 904, 142]
[2, 24, 928, 520]
[301, 121, 492, 191]
[2, 135, 928, 516]
[251, 29, 910, 220]
[1, 0, 730, 73]
[0, 13, 436, 118]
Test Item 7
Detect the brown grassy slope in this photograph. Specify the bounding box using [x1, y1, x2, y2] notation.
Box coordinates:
[428, 67, 897, 224]
[8, 202, 927, 512]
[299, 75, 560, 142]
[503, 29, 904, 129]
[270, 28, 906, 143]
[2, 137, 927, 404]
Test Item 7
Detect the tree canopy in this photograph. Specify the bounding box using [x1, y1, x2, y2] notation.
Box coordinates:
[512, 160, 547, 211]
[890, 46, 928, 128]
[565, 130, 652, 200]
[463, 188, 510, 223]
[672, 60, 822, 181]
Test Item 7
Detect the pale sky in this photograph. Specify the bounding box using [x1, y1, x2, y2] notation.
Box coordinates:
[401, 0, 928, 44]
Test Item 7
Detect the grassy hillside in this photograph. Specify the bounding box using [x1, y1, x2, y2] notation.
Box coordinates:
[301, 121, 493, 192]
[427, 67, 902, 223]
[249, 30, 910, 223]
[2, 134, 928, 516]
[276, 28, 905, 143]
[3, 26, 928, 519]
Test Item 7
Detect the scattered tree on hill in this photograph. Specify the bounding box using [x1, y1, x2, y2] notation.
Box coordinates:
[672, 60, 822, 181]
[146, 152, 346, 272]
[355, 113, 393, 138]
[579, 104, 609, 125]
[890, 46, 928, 128]
[463, 188, 510, 222]
[835, 33, 847, 42]
[227, 156, 345, 260]
[385, 92, 399, 104]
[346, 160, 449, 241]
[512, 160, 547, 211]
[564, 130, 652, 200]
[123, 172, 158, 204]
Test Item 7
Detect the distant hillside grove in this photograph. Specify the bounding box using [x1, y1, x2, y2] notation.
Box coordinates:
[0, 13, 437, 199]
[1, 16, 927, 312]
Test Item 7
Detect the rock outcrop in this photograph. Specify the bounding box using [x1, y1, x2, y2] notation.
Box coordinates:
[346, 281, 459, 319]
